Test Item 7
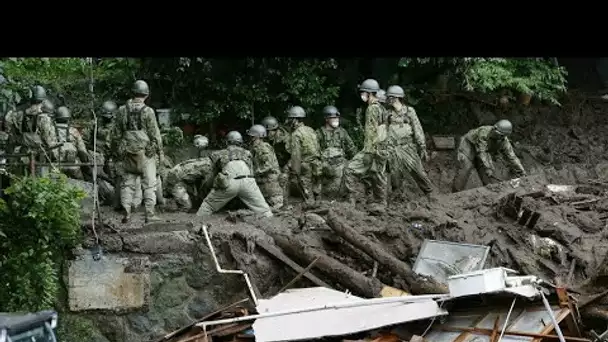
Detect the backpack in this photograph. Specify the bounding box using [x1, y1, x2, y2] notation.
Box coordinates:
[122, 105, 150, 155]
[121, 105, 150, 174]
[20, 113, 43, 150]
[55, 123, 78, 163]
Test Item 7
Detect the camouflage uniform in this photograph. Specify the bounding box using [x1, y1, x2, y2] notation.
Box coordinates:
[6, 104, 57, 175]
[251, 138, 283, 209]
[196, 141, 272, 217]
[54, 121, 89, 179]
[112, 96, 163, 221]
[452, 125, 526, 192]
[164, 157, 213, 210]
[288, 122, 321, 204]
[316, 126, 356, 197]
[268, 126, 291, 168]
[384, 105, 433, 194]
[343, 101, 387, 205]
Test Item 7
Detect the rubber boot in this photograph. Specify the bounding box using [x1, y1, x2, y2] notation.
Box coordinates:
[145, 208, 161, 223]
[121, 206, 131, 224]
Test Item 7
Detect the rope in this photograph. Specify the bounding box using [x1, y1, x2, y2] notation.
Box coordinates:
[87, 57, 100, 245]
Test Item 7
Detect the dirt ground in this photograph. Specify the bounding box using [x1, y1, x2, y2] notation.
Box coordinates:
[89, 92, 608, 336]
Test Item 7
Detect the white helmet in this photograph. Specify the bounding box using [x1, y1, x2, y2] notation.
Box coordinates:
[193, 135, 209, 149]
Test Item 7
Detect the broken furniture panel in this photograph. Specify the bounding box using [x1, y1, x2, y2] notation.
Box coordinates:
[252, 287, 447, 342]
[447, 268, 541, 299]
[500, 193, 543, 229]
[426, 305, 576, 342]
[412, 240, 490, 284]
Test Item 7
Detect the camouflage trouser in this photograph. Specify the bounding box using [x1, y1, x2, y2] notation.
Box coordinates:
[343, 151, 387, 205]
[319, 160, 346, 199]
[284, 159, 321, 205]
[113, 161, 142, 209]
[121, 154, 157, 215]
[452, 138, 494, 192]
[390, 144, 433, 194]
[257, 172, 284, 209]
[197, 179, 272, 217]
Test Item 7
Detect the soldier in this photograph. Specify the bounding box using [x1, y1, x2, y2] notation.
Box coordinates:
[247, 124, 283, 209]
[5, 85, 46, 155]
[262, 116, 291, 204]
[316, 106, 356, 198]
[452, 119, 526, 192]
[111, 80, 164, 223]
[384, 85, 434, 199]
[343, 79, 388, 211]
[6, 86, 58, 176]
[54, 106, 89, 180]
[285, 106, 321, 206]
[165, 135, 213, 211]
[196, 131, 272, 217]
[262, 116, 290, 168]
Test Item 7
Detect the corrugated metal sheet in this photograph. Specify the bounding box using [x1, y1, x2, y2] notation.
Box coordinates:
[253, 287, 448, 342]
[425, 305, 570, 341]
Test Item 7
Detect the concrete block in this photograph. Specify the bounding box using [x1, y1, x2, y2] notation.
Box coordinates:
[68, 254, 150, 312]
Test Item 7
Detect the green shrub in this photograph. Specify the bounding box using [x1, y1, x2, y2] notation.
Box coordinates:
[0, 174, 85, 312]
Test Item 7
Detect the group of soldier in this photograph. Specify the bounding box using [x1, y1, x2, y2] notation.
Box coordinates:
[0, 77, 528, 223]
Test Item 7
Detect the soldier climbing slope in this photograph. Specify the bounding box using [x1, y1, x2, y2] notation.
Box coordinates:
[196, 131, 273, 217]
[247, 124, 283, 209]
[383, 85, 435, 199]
[54, 106, 90, 180]
[316, 106, 356, 198]
[452, 119, 527, 192]
[285, 106, 321, 206]
[111, 80, 164, 223]
[164, 135, 214, 211]
[342, 79, 388, 212]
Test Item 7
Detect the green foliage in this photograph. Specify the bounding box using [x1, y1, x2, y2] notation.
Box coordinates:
[0, 174, 85, 312]
[144, 58, 341, 124]
[0, 57, 140, 117]
[56, 314, 106, 342]
[399, 57, 568, 105]
[162, 126, 185, 147]
[463, 58, 567, 105]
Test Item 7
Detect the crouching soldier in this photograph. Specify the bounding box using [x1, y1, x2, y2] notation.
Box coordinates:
[164, 135, 213, 211]
[452, 119, 526, 192]
[247, 124, 283, 209]
[196, 131, 272, 217]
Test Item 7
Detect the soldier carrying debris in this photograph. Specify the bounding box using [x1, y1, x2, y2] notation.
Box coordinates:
[196, 131, 273, 217]
[452, 119, 526, 192]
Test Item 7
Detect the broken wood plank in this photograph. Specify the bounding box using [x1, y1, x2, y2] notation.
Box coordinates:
[277, 257, 320, 294]
[156, 298, 249, 342]
[273, 234, 384, 298]
[326, 210, 448, 295]
[253, 238, 332, 289]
